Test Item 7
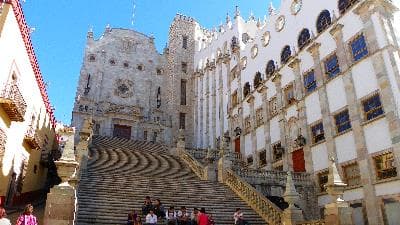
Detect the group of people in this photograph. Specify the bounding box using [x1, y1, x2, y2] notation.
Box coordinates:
[0, 204, 38, 225]
[127, 196, 215, 225]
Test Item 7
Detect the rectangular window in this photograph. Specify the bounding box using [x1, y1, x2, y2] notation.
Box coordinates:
[269, 97, 278, 117]
[272, 142, 283, 162]
[247, 155, 254, 165]
[143, 131, 148, 141]
[325, 54, 341, 78]
[231, 91, 238, 108]
[182, 35, 188, 49]
[304, 70, 317, 93]
[343, 163, 361, 187]
[255, 107, 264, 127]
[244, 116, 251, 134]
[351, 34, 368, 61]
[180, 79, 187, 105]
[285, 84, 295, 105]
[181, 62, 188, 73]
[318, 170, 329, 192]
[362, 94, 384, 121]
[335, 109, 351, 133]
[259, 150, 267, 167]
[311, 122, 325, 144]
[374, 152, 397, 180]
[179, 113, 186, 129]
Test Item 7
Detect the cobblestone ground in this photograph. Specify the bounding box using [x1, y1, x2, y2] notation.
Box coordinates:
[6, 204, 44, 225]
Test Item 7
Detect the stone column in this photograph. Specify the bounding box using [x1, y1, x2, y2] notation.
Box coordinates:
[236, 53, 245, 158]
[330, 23, 383, 225]
[218, 61, 225, 137]
[193, 72, 199, 147]
[205, 69, 210, 147]
[211, 66, 217, 148]
[44, 127, 79, 225]
[272, 73, 288, 170]
[75, 118, 93, 179]
[248, 95, 257, 167]
[199, 75, 204, 148]
[218, 133, 232, 183]
[260, 86, 273, 170]
[307, 43, 338, 160]
[355, 0, 400, 181]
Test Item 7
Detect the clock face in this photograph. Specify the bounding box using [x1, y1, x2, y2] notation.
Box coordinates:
[262, 32, 271, 46]
[291, 0, 302, 15]
[275, 16, 285, 32]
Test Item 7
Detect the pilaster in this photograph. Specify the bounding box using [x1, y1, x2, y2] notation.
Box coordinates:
[211, 67, 217, 148]
[261, 86, 273, 170]
[248, 95, 257, 167]
[330, 21, 382, 225]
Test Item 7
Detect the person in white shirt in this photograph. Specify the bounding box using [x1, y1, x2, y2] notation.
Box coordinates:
[0, 207, 11, 225]
[233, 208, 249, 225]
[166, 206, 177, 225]
[145, 209, 157, 225]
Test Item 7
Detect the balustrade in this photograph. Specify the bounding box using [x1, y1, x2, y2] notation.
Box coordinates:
[24, 125, 41, 149]
[224, 169, 283, 225]
[236, 168, 313, 186]
[0, 83, 27, 122]
[296, 220, 325, 225]
[178, 148, 206, 180]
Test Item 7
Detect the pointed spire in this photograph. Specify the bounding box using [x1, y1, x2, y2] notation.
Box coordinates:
[105, 24, 111, 33]
[234, 5, 240, 19]
[249, 10, 255, 21]
[226, 12, 231, 24]
[284, 171, 300, 209]
[257, 18, 262, 28]
[269, 1, 276, 16]
[87, 26, 94, 39]
[326, 157, 347, 203]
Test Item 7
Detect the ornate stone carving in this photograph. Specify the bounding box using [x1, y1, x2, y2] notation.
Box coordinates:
[114, 79, 134, 98]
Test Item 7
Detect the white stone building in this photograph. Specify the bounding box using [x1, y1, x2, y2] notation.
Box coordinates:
[73, 0, 400, 224]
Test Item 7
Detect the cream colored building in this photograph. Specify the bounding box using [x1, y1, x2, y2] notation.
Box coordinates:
[72, 0, 400, 224]
[193, 0, 400, 224]
[0, 0, 57, 207]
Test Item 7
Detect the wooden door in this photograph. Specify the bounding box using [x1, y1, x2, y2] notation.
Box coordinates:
[234, 138, 240, 153]
[292, 148, 306, 172]
[113, 125, 132, 140]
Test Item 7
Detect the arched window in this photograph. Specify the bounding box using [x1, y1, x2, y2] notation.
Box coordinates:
[338, 0, 359, 15]
[243, 82, 251, 98]
[298, 29, 311, 50]
[316, 10, 332, 34]
[253, 72, 262, 89]
[266, 60, 276, 78]
[281, 45, 292, 65]
[156, 87, 161, 108]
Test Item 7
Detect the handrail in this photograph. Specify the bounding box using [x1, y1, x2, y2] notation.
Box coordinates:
[178, 148, 206, 180]
[224, 169, 283, 225]
[236, 168, 313, 186]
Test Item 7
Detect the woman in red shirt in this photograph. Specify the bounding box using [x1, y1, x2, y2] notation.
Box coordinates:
[197, 208, 208, 225]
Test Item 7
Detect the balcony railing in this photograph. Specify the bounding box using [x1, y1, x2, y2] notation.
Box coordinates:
[0, 83, 27, 122]
[24, 125, 41, 149]
[236, 168, 313, 186]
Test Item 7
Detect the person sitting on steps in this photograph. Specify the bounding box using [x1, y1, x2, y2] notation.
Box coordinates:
[142, 196, 153, 216]
[135, 215, 143, 225]
[127, 210, 138, 225]
[233, 208, 249, 225]
[153, 198, 165, 219]
[177, 206, 190, 225]
[0, 207, 11, 225]
[15, 204, 38, 225]
[145, 209, 157, 225]
[189, 207, 199, 225]
[166, 206, 177, 225]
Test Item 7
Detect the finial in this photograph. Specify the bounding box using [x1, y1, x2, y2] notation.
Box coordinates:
[269, 1, 276, 16]
[87, 26, 94, 39]
[284, 171, 300, 209]
[105, 24, 111, 33]
[234, 5, 240, 19]
[226, 12, 231, 24]
[249, 11, 255, 21]
[256, 18, 262, 28]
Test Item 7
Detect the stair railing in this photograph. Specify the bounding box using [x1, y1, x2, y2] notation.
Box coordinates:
[296, 220, 325, 225]
[224, 168, 283, 225]
[177, 148, 206, 180]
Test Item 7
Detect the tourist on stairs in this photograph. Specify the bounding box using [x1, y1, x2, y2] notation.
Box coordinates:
[0, 207, 11, 225]
[197, 208, 209, 225]
[127, 210, 138, 225]
[135, 215, 143, 225]
[189, 208, 199, 225]
[233, 208, 249, 225]
[145, 209, 157, 225]
[177, 206, 190, 225]
[166, 206, 177, 225]
[15, 204, 38, 225]
[153, 198, 165, 219]
[142, 196, 153, 216]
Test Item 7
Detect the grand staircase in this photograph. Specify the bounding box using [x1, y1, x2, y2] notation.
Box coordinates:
[76, 136, 266, 225]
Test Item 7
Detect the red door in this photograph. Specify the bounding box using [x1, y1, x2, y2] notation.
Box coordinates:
[292, 148, 306, 172]
[113, 125, 132, 140]
[234, 138, 240, 153]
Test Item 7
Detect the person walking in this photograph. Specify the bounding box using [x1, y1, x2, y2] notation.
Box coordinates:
[15, 204, 38, 225]
[0, 207, 11, 225]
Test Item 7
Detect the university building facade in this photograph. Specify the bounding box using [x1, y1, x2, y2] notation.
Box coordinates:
[72, 0, 400, 224]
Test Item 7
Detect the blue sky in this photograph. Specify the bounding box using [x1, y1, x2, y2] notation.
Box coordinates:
[23, 0, 280, 124]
